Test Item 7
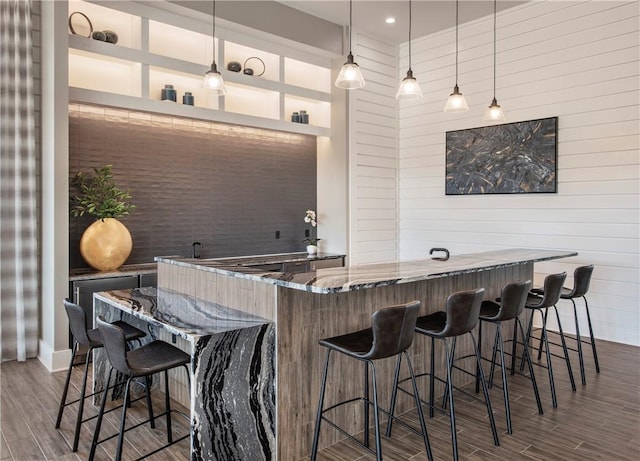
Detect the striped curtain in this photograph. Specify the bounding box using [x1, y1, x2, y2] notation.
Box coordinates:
[0, 0, 38, 361]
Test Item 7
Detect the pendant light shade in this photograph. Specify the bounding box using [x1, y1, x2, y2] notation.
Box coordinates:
[484, 97, 505, 122]
[202, 0, 226, 95]
[396, 69, 423, 99]
[335, 0, 365, 89]
[444, 0, 468, 112]
[484, 0, 504, 122]
[396, 0, 422, 100]
[335, 52, 366, 89]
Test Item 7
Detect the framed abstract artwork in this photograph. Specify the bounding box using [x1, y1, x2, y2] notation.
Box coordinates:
[445, 117, 558, 195]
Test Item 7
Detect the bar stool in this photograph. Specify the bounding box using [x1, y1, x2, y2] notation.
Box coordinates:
[521, 271, 576, 408]
[388, 288, 499, 461]
[476, 280, 543, 434]
[89, 316, 191, 461]
[310, 301, 433, 461]
[532, 265, 598, 385]
[55, 299, 146, 452]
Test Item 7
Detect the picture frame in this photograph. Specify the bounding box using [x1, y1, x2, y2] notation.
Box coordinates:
[445, 117, 558, 195]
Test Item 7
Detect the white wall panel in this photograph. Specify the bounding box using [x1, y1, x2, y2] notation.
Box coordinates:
[397, 1, 639, 345]
[349, 31, 399, 265]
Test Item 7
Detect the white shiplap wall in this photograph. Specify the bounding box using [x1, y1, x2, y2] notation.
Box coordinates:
[349, 30, 399, 265]
[398, 1, 639, 345]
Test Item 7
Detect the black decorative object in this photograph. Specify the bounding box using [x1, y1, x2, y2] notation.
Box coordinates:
[68, 12, 93, 38]
[243, 57, 265, 76]
[227, 61, 241, 72]
[103, 30, 118, 44]
[91, 31, 106, 41]
[161, 84, 177, 102]
[182, 92, 194, 105]
[445, 117, 558, 195]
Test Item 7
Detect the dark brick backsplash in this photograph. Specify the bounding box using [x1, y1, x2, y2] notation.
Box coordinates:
[69, 104, 317, 269]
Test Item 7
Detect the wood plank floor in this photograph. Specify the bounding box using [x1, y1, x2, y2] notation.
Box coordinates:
[1, 337, 639, 460]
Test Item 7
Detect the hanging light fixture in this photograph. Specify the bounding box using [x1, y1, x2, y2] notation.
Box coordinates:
[202, 0, 226, 95]
[396, 0, 423, 100]
[444, 0, 469, 112]
[335, 0, 365, 89]
[484, 0, 505, 122]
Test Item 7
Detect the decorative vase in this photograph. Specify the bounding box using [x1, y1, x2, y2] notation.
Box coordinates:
[79, 218, 132, 271]
[306, 245, 318, 255]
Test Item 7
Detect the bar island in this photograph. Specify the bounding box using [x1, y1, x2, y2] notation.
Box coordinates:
[94, 248, 576, 461]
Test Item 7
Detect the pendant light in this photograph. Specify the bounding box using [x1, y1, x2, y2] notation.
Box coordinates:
[484, 0, 505, 122]
[335, 0, 365, 89]
[202, 0, 226, 95]
[444, 0, 469, 112]
[396, 0, 423, 100]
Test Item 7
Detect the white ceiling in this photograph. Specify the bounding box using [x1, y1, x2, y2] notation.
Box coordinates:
[278, 0, 526, 44]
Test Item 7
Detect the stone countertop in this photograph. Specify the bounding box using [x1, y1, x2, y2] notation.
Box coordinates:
[156, 248, 578, 295]
[69, 262, 159, 281]
[70, 252, 345, 281]
[95, 286, 271, 340]
[155, 251, 345, 266]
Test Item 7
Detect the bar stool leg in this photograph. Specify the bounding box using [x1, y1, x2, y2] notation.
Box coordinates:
[429, 336, 436, 418]
[165, 370, 174, 443]
[145, 375, 155, 428]
[553, 305, 576, 391]
[442, 338, 459, 461]
[471, 332, 499, 446]
[539, 309, 559, 408]
[72, 346, 94, 451]
[363, 362, 370, 448]
[510, 321, 518, 375]
[583, 296, 600, 372]
[475, 321, 483, 394]
[441, 337, 457, 410]
[404, 351, 434, 461]
[310, 349, 332, 461]
[385, 355, 402, 436]
[570, 298, 586, 385]
[115, 378, 132, 461]
[495, 327, 512, 435]
[488, 326, 501, 388]
[89, 368, 113, 461]
[517, 318, 543, 415]
[369, 362, 382, 461]
[55, 342, 78, 429]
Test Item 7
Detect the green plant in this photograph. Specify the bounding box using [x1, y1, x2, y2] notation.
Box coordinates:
[71, 164, 135, 219]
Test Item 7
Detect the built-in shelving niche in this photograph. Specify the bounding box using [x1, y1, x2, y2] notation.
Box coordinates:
[68, 0, 333, 137]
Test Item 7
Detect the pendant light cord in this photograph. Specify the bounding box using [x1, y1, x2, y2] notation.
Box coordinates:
[408, 0, 412, 71]
[212, 0, 216, 61]
[455, 0, 459, 86]
[492, 0, 496, 99]
[349, 0, 353, 52]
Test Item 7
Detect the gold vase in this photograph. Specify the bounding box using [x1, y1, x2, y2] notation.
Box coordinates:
[79, 218, 132, 271]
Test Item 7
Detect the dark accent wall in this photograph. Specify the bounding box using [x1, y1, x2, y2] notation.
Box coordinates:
[69, 104, 317, 269]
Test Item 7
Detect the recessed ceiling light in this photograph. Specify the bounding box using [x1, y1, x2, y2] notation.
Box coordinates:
[385, 17, 396, 24]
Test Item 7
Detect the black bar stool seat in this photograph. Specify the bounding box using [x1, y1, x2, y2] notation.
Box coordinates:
[311, 301, 433, 461]
[89, 316, 191, 461]
[55, 299, 146, 452]
[476, 280, 543, 435]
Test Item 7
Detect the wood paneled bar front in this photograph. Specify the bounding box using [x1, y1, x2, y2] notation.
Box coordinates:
[156, 249, 576, 459]
[95, 249, 576, 460]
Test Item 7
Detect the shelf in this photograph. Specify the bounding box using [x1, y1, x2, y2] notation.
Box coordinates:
[68, 0, 334, 137]
[69, 87, 331, 137]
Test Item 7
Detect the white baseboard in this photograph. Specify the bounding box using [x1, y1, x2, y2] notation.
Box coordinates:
[38, 339, 71, 372]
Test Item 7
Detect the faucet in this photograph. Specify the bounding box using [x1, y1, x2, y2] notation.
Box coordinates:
[192, 242, 202, 259]
[429, 247, 450, 261]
